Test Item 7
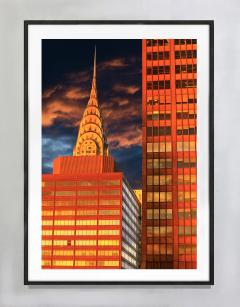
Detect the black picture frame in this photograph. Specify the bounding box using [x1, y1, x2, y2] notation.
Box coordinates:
[24, 20, 214, 285]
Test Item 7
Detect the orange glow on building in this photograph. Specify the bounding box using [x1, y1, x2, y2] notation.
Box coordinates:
[42, 49, 141, 269]
[141, 39, 197, 269]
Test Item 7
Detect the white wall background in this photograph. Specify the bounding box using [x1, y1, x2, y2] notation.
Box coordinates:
[0, 0, 239, 306]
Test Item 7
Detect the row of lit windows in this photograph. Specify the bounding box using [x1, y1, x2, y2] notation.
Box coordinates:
[178, 174, 197, 184]
[175, 64, 197, 74]
[42, 250, 120, 257]
[42, 180, 120, 188]
[176, 79, 197, 89]
[48, 260, 70, 266]
[98, 230, 120, 235]
[146, 174, 197, 185]
[99, 199, 120, 206]
[177, 128, 197, 135]
[42, 260, 52, 266]
[43, 230, 121, 236]
[146, 38, 197, 47]
[146, 50, 197, 61]
[176, 111, 196, 119]
[176, 98, 197, 104]
[147, 112, 171, 121]
[98, 240, 119, 246]
[147, 175, 172, 186]
[147, 209, 173, 219]
[179, 244, 196, 254]
[99, 210, 120, 216]
[147, 80, 170, 90]
[146, 66, 170, 75]
[98, 261, 119, 266]
[42, 230, 53, 235]
[174, 39, 197, 45]
[177, 161, 196, 168]
[43, 190, 121, 197]
[42, 249, 54, 256]
[77, 240, 119, 246]
[147, 158, 172, 169]
[179, 226, 197, 235]
[76, 250, 96, 256]
[177, 142, 196, 152]
[53, 250, 74, 256]
[146, 96, 197, 106]
[146, 112, 196, 122]
[42, 209, 120, 216]
[147, 244, 173, 255]
[146, 39, 169, 47]
[42, 210, 74, 216]
[147, 192, 172, 203]
[78, 180, 120, 187]
[76, 220, 97, 226]
[147, 51, 170, 61]
[58, 230, 96, 236]
[178, 156, 196, 163]
[55, 240, 74, 246]
[178, 191, 197, 201]
[42, 240, 119, 246]
[42, 199, 121, 207]
[42, 210, 54, 216]
[42, 229, 120, 236]
[146, 142, 172, 153]
[99, 219, 120, 226]
[78, 190, 98, 196]
[43, 219, 120, 226]
[42, 220, 53, 225]
[178, 208, 197, 219]
[98, 250, 119, 256]
[147, 226, 173, 237]
[175, 50, 197, 59]
[146, 126, 171, 136]
[146, 244, 197, 256]
[42, 260, 118, 267]
[146, 96, 171, 105]
[146, 64, 197, 76]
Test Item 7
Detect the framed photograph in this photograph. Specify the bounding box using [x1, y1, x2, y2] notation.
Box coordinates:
[24, 20, 214, 285]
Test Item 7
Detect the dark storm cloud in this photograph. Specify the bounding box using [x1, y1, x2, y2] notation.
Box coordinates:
[42, 39, 142, 188]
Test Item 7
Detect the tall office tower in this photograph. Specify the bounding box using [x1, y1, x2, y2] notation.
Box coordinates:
[141, 39, 197, 269]
[42, 50, 141, 269]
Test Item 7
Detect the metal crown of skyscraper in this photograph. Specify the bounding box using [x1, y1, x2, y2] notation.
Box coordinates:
[73, 47, 108, 157]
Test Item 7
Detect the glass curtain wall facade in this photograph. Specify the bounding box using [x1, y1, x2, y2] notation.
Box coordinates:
[122, 181, 141, 269]
[141, 39, 197, 269]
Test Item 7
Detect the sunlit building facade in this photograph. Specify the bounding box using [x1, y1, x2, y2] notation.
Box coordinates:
[141, 39, 197, 269]
[42, 50, 141, 269]
[133, 189, 142, 205]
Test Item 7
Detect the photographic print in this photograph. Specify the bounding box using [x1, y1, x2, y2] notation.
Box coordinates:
[25, 21, 214, 284]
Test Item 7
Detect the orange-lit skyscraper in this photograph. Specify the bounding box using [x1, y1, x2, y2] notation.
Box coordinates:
[141, 39, 197, 269]
[42, 50, 141, 269]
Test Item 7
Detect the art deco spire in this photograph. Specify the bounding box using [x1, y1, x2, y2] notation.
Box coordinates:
[73, 47, 108, 157]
